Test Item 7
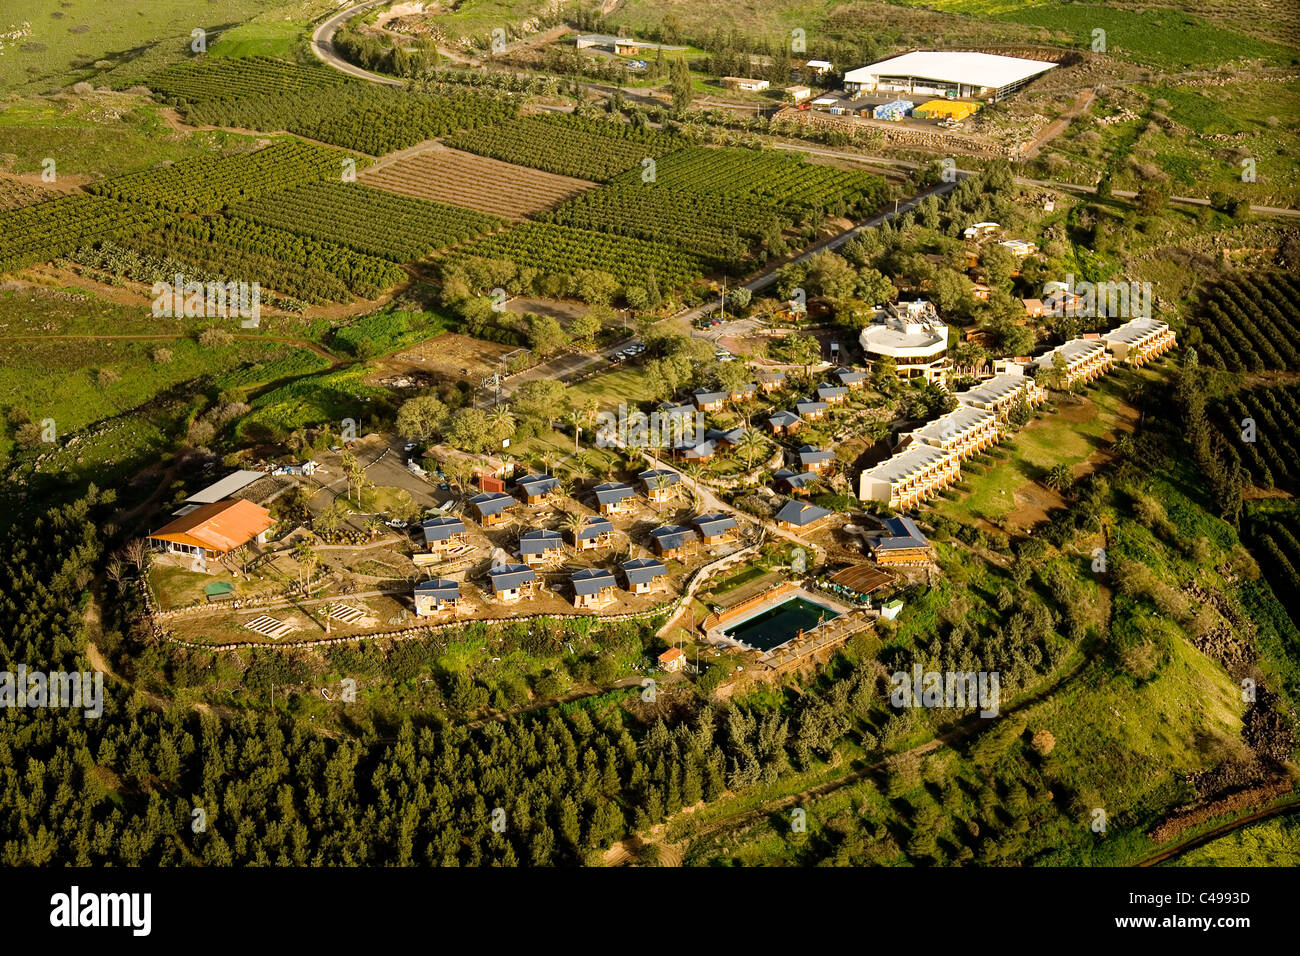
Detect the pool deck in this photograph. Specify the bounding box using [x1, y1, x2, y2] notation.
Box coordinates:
[706, 585, 855, 648]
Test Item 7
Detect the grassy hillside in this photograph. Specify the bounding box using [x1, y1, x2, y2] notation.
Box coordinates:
[0, 0, 331, 92]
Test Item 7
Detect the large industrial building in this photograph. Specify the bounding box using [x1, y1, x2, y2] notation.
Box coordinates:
[843, 51, 1057, 102]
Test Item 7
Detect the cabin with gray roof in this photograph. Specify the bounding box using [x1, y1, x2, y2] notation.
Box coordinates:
[621, 557, 667, 593]
[515, 473, 560, 504]
[518, 528, 564, 565]
[769, 409, 801, 435]
[638, 468, 680, 503]
[775, 499, 832, 531]
[774, 469, 819, 494]
[815, 383, 849, 404]
[469, 491, 516, 527]
[871, 516, 933, 566]
[570, 567, 618, 609]
[693, 513, 738, 544]
[487, 563, 537, 601]
[593, 481, 637, 515]
[650, 524, 693, 558]
[795, 397, 829, 420]
[692, 389, 728, 412]
[797, 445, 834, 472]
[414, 578, 460, 615]
[574, 514, 615, 549]
[421, 515, 468, 550]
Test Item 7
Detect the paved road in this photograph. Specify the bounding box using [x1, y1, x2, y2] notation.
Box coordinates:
[310, 0, 405, 86]
[474, 333, 637, 407]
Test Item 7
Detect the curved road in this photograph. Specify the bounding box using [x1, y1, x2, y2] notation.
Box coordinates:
[310, 0, 404, 86]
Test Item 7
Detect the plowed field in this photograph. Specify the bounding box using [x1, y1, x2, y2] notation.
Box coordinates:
[358, 145, 595, 221]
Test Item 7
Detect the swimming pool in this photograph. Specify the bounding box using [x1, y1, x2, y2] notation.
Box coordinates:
[722, 597, 839, 652]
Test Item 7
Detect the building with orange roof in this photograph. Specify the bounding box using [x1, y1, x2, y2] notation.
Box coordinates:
[658, 647, 686, 673]
[148, 499, 274, 560]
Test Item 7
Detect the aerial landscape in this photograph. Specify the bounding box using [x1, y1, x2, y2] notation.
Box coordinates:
[0, 0, 1297, 924]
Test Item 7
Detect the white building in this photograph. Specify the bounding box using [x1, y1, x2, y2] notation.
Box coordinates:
[858, 443, 960, 511]
[723, 76, 770, 91]
[962, 221, 1000, 241]
[843, 51, 1056, 102]
[1029, 337, 1114, 387]
[905, 405, 1000, 459]
[955, 373, 1046, 418]
[859, 300, 950, 381]
[1102, 318, 1176, 367]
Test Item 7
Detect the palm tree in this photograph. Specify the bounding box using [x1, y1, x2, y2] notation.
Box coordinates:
[682, 462, 705, 508]
[488, 405, 517, 445]
[301, 551, 321, 594]
[1044, 463, 1074, 493]
[566, 408, 585, 453]
[292, 539, 315, 590]
[364, 516, 383, 539]
[563, 509, 587, 547]
[736, 427, 767, 469]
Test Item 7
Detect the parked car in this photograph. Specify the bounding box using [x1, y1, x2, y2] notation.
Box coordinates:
[385, 518, 408, 529]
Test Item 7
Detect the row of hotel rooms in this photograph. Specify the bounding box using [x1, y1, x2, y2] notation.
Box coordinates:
[858, 316, 1176, 510]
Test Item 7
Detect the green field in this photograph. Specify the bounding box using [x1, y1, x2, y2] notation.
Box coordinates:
[0, 92, 260, 180]
[1167, 812, 1300, 866]
[0, 0, 329, 92]
[610, 0, 1293, 68]
[945, 372, 1141, 525]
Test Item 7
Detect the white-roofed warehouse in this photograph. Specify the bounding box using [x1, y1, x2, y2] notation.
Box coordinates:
[844, 51, 1057, 102]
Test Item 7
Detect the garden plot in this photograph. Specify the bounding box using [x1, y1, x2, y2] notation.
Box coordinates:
[359, 144, 596, 221]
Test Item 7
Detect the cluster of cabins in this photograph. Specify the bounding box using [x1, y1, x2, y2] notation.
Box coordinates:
[414, 549, 675, 616]
[858, 317, 1175, 510]
[413, 468, 755, 616]
[662, 370, 866, 463]
[766, 368, 867, 437]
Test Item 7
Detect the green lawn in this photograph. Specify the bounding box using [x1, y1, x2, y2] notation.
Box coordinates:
[209, 19, 308, 58]
[1026, 632, 1245, 831]
[945, 372, 1140, 525]
[568, 365, 661, 410]
[0, 332, 315, 460]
